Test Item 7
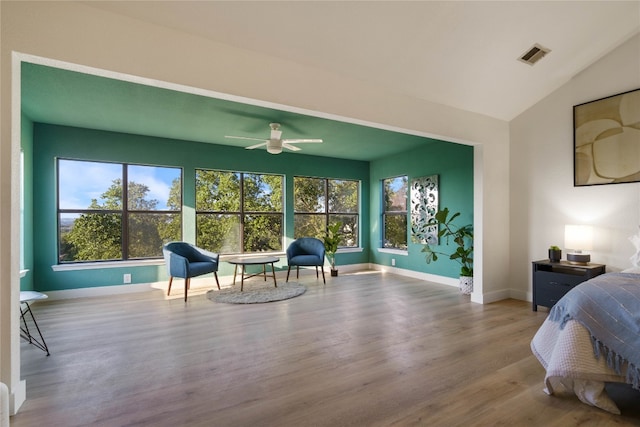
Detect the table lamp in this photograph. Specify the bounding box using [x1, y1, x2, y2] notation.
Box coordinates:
[565, 224, 593, 264]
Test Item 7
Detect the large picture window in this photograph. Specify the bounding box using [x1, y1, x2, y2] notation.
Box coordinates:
[58, 159, 182, 263]
[294, 176, 359, 247]
[383, 176, 408, 250]
[195, 170, 283, 254]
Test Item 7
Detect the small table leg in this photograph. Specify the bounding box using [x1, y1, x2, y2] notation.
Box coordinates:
[271, 262, 277, 288]
[240, 265, 245, 292]
[232, 264, 238, 285]
[20, 302, 50, 356]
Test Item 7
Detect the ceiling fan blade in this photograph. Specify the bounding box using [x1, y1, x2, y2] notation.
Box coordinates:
[225, 135, 268, 142]
[246, 141, 268, 150]
[283, 139, 323, 144]
[282, 143, 302, 151]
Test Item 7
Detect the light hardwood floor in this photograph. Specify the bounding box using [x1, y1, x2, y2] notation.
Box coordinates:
[12, 271, 640, 426]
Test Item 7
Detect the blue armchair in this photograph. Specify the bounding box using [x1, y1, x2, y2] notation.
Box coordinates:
[286, 237, 326, 284]
[163, 242, 220, 301]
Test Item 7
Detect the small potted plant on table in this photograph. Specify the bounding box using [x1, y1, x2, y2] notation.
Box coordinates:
[548, 245, 562, 262]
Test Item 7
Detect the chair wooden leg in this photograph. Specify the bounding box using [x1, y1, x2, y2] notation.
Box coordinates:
[286, 266, 291, 282]
[321, 266, 326, 284]
[214, 272, 221, 290]
[184, 278, 190, 302]
[167, 277, 173, 296]
[296, 266, 299, 279]
[315, 266, 319, 278]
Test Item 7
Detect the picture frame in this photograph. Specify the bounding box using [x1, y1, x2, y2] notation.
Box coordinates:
[574, 88, 640, 186]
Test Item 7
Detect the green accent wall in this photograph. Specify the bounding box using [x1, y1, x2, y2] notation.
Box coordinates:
[28, 123, 473, 292]
[32, 124, 370, 291]
[369, 139, 474, 278]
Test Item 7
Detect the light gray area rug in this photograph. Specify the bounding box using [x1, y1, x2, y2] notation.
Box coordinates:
[206, 282, 306, 304]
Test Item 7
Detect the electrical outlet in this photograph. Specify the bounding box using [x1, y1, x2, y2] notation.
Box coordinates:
[123, 273, 131, 284]
[391, 258, 396, 266]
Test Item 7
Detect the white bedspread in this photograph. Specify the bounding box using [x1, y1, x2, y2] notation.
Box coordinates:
[531, 318, 627, 414]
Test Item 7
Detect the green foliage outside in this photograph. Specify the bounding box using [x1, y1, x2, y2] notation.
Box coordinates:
[195, 170, 283, 253]
[60, 178, 181, 262]
[383, 176, 408, 249]
[293, 177, 358, 247]
[60, 170, 360, 262]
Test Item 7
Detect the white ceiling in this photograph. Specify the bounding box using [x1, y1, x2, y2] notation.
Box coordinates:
[86, 1, 640, 121]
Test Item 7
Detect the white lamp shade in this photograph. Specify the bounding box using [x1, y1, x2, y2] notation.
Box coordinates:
[564, 225, 593, 251]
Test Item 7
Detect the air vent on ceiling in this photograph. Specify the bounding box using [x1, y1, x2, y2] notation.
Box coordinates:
[518, 43, 551, 66]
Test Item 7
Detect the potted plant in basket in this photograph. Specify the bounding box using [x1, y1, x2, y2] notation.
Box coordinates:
[323, 221, 342, 277]
[421, 207, 474, 294]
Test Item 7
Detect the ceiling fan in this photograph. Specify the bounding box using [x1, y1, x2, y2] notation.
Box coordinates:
[225, 123, 323, 154]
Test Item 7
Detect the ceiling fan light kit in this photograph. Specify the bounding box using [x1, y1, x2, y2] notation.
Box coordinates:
[225, 122, 323, 154]
[267, 139, 283, 154]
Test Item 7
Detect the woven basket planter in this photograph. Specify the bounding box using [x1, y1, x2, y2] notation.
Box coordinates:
[459, 276, 473, 295]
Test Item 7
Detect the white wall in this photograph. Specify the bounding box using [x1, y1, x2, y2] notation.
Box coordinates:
[1, 1, 511, 413]
[510, 33, 640, 301]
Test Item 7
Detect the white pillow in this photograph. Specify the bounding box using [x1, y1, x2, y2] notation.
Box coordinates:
[621, 266, 640, 274]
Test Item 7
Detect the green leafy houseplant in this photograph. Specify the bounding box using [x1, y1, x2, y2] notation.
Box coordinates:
[421, 208, 473, 277]
[323, 221, 342, 274]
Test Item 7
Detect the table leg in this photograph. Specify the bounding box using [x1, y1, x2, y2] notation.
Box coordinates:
[271, 262, 277, 287]
[240, 265, 245, 292]
[232, 264, 238, 285]
[263, 264, 267, 281]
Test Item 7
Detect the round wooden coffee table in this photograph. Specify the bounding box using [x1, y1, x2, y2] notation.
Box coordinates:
[227, 256, 279, 291]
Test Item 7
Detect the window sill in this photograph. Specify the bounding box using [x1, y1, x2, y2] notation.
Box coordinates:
[337, 247, 363, 253]
[377, 248, 408, 256]
[52, 259, 164, 272]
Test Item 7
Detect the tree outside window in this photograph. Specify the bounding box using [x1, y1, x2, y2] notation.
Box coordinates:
[58, 159, 182, 262]
[195, 170, 283, 254]
[383, 176, 408, 250]
[294, 176, 359, 247]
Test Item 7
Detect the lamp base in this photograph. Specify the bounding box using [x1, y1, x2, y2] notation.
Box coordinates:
[567, 253, 590, 265]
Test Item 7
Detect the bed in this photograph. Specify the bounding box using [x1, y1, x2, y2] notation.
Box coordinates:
[530, 271, 640, 414]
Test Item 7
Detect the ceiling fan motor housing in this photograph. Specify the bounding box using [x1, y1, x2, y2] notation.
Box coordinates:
[266, 139, 283, 154]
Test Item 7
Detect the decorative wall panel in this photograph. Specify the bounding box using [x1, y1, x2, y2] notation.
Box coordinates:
[410, 175, 438, 244]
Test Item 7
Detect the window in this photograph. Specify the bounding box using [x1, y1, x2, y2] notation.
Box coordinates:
[294, 176, 359, 247]
[195, 170, 283, 254]
[383, 176, 408, 250]
[58, 159, 182, 263]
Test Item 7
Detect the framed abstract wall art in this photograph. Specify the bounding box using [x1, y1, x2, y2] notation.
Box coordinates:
[410, 174, 438, 244]
[574, 88, 640, 186]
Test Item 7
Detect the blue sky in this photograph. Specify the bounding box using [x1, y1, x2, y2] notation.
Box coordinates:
[58, 160, 180, 210]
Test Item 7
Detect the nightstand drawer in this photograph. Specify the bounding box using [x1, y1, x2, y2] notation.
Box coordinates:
[536, 271, 584, 288]
[535, 280, 577, 307]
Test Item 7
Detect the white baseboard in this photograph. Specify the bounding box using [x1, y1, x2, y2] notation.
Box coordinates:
[368, 263, 459, 288]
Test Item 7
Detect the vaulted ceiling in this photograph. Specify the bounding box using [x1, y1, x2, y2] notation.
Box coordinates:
[21, 1, 640, 161]
[84, 1, 640, 121]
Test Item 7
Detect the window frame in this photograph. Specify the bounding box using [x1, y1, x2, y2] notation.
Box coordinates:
[195, 169, 284, 255]
[57, 158, 183, 263]
[293, 176, 360, 248]
[382, 175, 408, 251]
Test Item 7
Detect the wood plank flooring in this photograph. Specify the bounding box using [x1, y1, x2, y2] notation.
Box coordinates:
[11, 271, 640, 426]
